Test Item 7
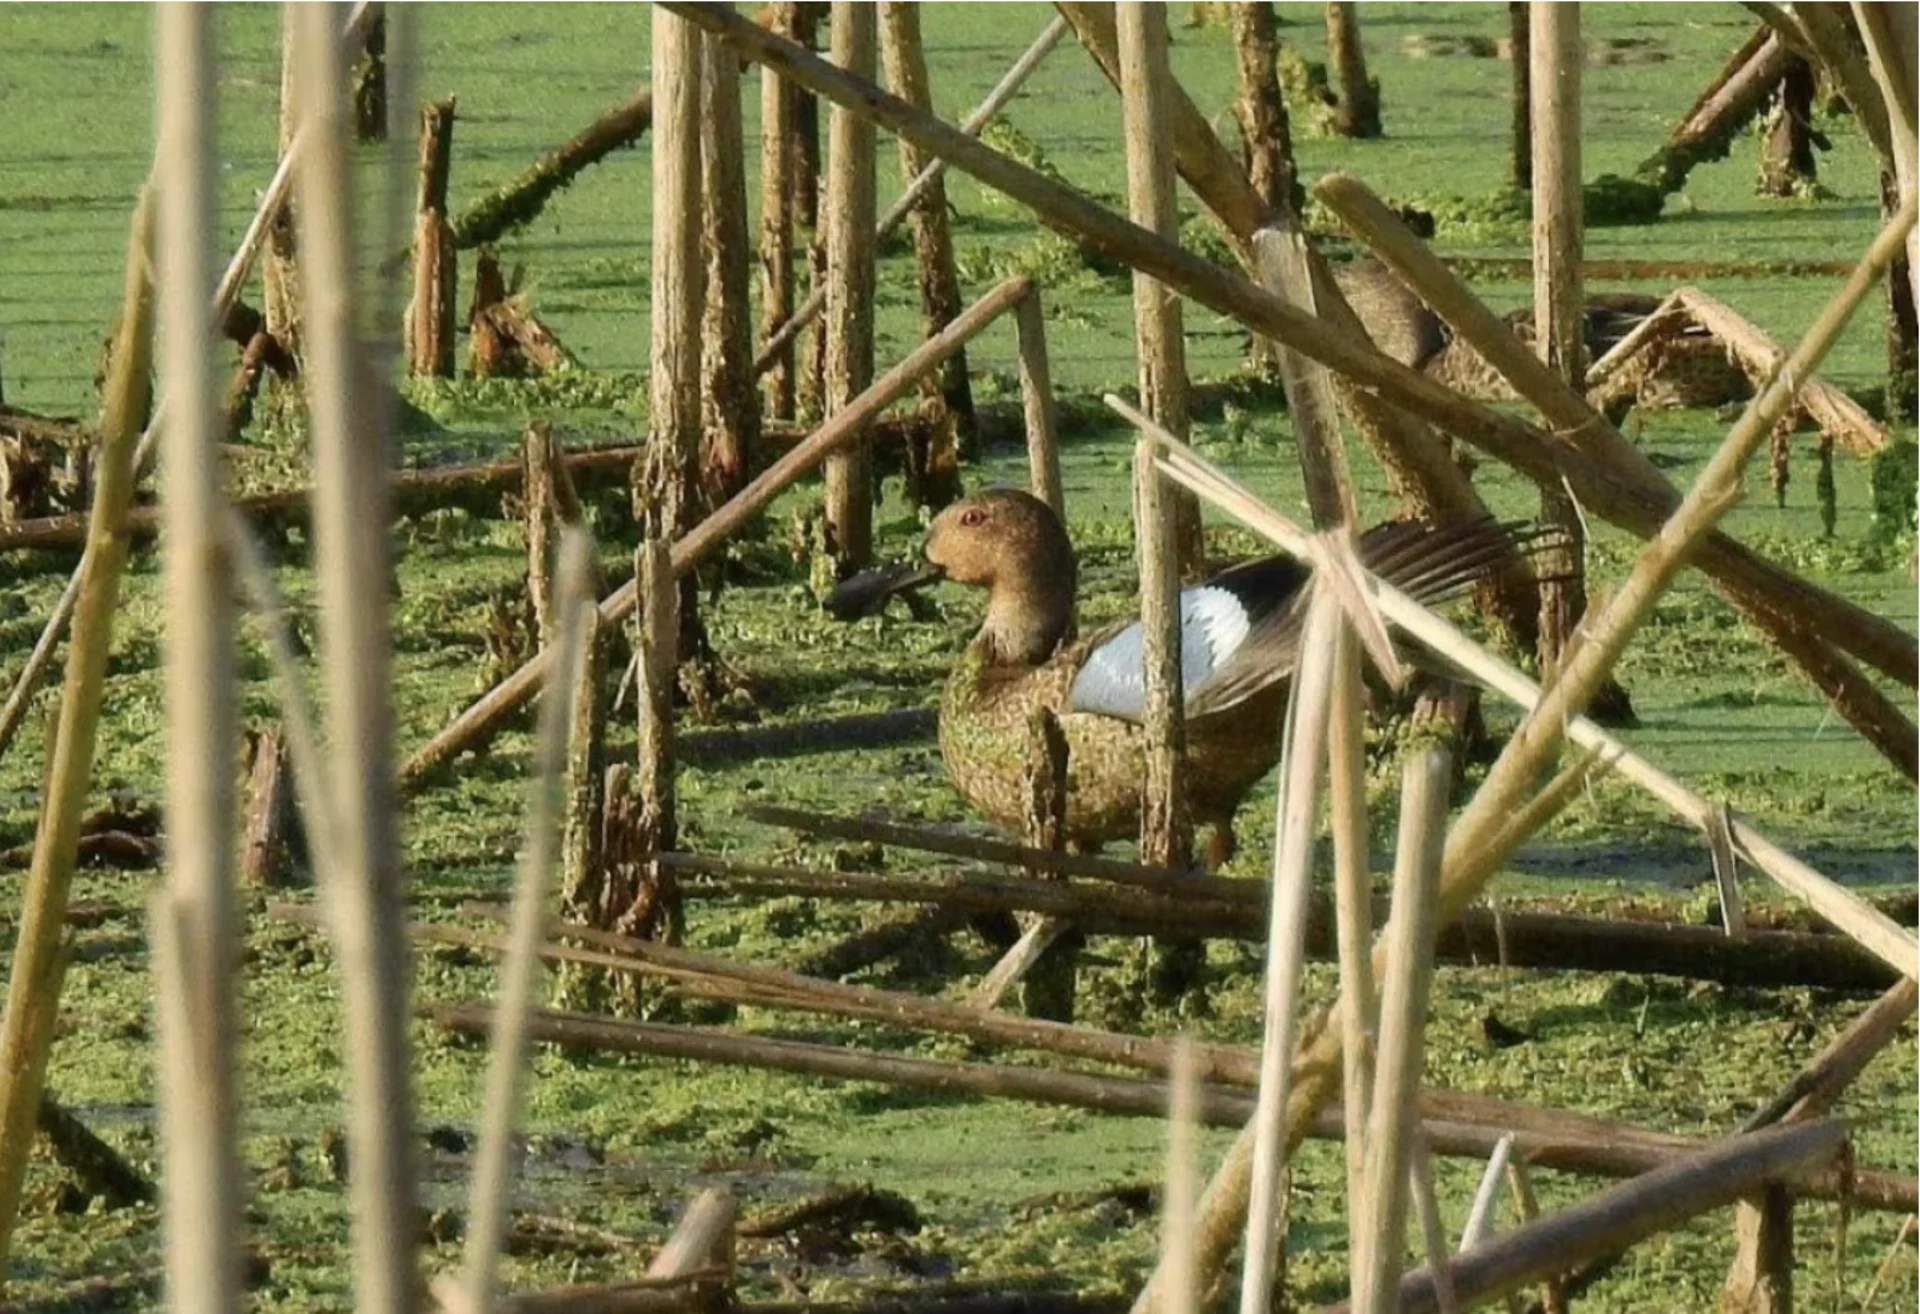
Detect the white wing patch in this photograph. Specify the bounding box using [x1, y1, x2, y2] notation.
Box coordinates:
[1068, 586, 1252, 721]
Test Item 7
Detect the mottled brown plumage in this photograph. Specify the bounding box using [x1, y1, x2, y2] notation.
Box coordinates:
[901, 489, 1533, 868]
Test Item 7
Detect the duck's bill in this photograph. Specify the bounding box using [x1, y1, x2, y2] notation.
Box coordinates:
[823, 561, 945, 620]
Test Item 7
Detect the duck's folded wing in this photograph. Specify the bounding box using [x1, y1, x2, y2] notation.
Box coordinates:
[1066, 557, 1310, 723]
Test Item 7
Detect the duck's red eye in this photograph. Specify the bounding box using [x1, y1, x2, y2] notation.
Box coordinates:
[960, 508, 987, 528]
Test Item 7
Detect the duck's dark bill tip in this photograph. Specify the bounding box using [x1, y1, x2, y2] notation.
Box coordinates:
[823, 561, 944, 621]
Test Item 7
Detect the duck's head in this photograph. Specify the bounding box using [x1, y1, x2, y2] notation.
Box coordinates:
[825, 488, 1077, 666]
[923, 488, 1073, 592]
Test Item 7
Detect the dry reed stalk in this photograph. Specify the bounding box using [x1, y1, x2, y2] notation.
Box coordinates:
[1162, 1038, 1201, 1314]
[822, 1, 878, 567]
[1312, 170, 1918, 750]
[1102, 201, 1917, 1300]
[1326, 619, 1375, 1236]
[1340, 1119, 1849, 1314]
[1406, 1133, 1461, 1314]
[1133, 430, 1190, 882]
[152, 8, 242, 1306]
[0, 188, 154, 1272]
[1015, 289, 1063, 515]
[1460, 1135, 1516, 1253]
[1443, 197, 1920, 977]
[1849, 2, 1917, 308]
[647, 1188, 738, 1279]
[1118, 260, 1920, 979]
[401, 275, 1031, 786]
[1741, 978, 1919, 1132]
[0, 4, 377, 765]
[1350, 747, 1452, 1314]
[677, 0, 1911, 707]
[1671, 287, 1892, 454]
[289, 6, 417, 1304]
[1239, 591, 1341, 1314]
[1528, 1, 1588, 680]
[647, 4, 704, 560]
[753, 13, 1068, 376]
[459, 534, 594, 1314]
[1250, 226, 1356, 529]
[1118, 1, 1200, 567]
[879, 0, 976, 472]
[699, 24, 757, 503]
[757, 3, 803, 420]
[1859, 1213, 1918, 1310]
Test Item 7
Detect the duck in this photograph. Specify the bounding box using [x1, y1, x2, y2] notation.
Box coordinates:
[832, 488, 1539, 870]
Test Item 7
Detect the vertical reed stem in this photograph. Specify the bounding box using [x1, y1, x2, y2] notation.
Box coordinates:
[1352, 746, 1453, 1314]
[823, 1, 878, 567]
[153, 6, 242, 1306]
[462, 534, 594, 1314]
[1239, 592, 1341, 1314]
[1016, 289, 1063, 517]
[290, 6, 418, 1303]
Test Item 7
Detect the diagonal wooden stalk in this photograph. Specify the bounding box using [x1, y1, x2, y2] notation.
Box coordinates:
[1351, 747, 1452, 1314]
[1337, 1120, 1850, 1314]
[1123, 180, 1920, 974]
[664, 0, 1914, 703]
[1460, 1135, 1516, 1253]
[0, 0, 379, 765]
[1313, 169, 1920, 772]
[0, 188, 154, 1275]
[400, 274, 1031, 787]
[1108, 349, 1915, 1309]
[288, 6, 418, 1306]
[461, 534, 594, 1314]
[1239, 590, 1340, 1314]
[152, 8, 243, 1308]
[753, 13, 1068, 376]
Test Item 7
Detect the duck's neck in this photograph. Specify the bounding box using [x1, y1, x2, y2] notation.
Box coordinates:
[976, 564, 1076, 667]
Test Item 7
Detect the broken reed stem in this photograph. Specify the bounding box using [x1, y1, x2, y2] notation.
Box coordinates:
[1446, 193, 1920, 976]
[1015, 288, 1063, 516]
[822, 1, 879, 568]
[1742, 977, 1920, 1131]
[1239, 591, 1341, 1314]
[1351, 746, 1452, 1314]
[153, 9, 242, 1308]
[1460, 1134, 1516, 1252]
[1406, 1133, 1461, 1314]
[1327, 618, 1376, 1255]
[461, 534, 594, 1314]
[700, 27, 757, 503]
[0, 6, 377, 767]
[647, 1188, 738, 1279]
[1352, 1120, 1849, 1314]
[401, 275, 1031, 789]
[1133, 433, 1188, 872]
[1163, 1037, 1200, 1314]
[289, 7, 418, 1306]
[0, 188, 154, 1271]
[752, 13, 1068, 377]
